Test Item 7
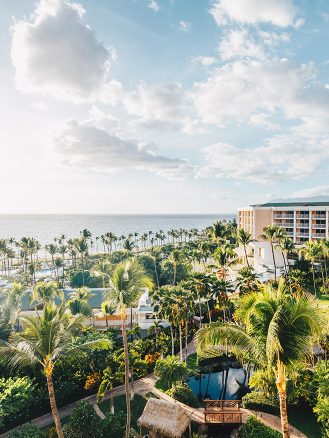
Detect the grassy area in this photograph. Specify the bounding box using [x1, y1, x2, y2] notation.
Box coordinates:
[186, 352, 199, 373]
[288, 405, 322, 438]
[100, 394, 148, 430]
[155, 378, 170, 392]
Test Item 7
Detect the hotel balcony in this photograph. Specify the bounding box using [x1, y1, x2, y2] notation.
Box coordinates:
[312, 215, 327, 220]
[296, 233, 309, 238]
[274, 214, 294, 219]
[297, 214, 310, 219]
[312, 224, 326, 229]
[312, 233, 326, 239]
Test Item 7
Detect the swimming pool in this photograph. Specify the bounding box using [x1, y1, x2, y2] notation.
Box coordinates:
[188, 367, 249, 401]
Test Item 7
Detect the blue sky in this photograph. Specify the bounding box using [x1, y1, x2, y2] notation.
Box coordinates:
[1, 0, 329, 214]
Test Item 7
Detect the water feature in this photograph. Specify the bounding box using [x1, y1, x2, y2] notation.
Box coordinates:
[188, 366, 249, 401]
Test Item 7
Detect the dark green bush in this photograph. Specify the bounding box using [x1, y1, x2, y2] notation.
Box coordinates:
[166, 383, 200, 408]
[8, 423, 45, 438]
[69, 271, 103, 288]
[241, 416, 282, 438]
[63, 402, 102, 438]
[242, 392, 279, 416]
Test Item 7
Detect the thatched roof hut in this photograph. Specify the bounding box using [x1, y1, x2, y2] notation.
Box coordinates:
[138, 398, 191, 438]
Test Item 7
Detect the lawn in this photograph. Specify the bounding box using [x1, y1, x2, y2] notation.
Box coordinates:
[287, 405, 322, 438]
[100, 394, 150, 430]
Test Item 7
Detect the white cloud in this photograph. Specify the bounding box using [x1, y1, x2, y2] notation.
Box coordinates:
[148, 0, 160, 12]
[180, 20, 191, 32]
[198, 128, 329, 184]
[210, 0, 297, 27]
[290, 186, 329, 199]
[30, 101, 48, 111]
[55, 119, 192, 179]
[123, 82, 185, 127]
[219, 30, 265, 60]
[191, 56, 216, 66]
[188, 58, 329, 128]
[11, 0, 114, 101]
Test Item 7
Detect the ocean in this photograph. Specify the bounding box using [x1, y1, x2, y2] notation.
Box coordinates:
[0, 214, 235, 245]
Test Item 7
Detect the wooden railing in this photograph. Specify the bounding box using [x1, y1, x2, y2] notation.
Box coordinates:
[204, 411, 243, 423]
[204, 400, 241, 410]
[204, 400, 242, 424]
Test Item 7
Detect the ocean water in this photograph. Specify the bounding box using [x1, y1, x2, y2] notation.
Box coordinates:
[0, 214, 235, 245]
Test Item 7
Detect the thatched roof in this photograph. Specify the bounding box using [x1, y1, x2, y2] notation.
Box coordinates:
[138, 398, 191, 438]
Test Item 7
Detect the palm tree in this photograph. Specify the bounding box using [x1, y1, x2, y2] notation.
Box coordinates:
[300, 241, 322, 295]
[197, 281, 324, 438]
[277, 236, 295, 274]
[97, 366, 123, 413]
[259, 225, 280, 280]
[0, 303, 111, 438]
[236, 228, 255, 268]
[104, 259, 152, 438]
[154, 356, 188, 389]
[30, 281, 63, 305]
[100, 301, 115, 327]
[212, 243, 237, 280]
[236, 266, 259, 295]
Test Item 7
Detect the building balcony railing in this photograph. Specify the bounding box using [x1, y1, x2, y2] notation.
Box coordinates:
[297, 214, 309, 218]
[312, 233, 326, 239]
[274, 214, 294, 219]
[312, 215, 327, 220]
[296, 233, 309, 238]
[312, 224, 326, 229]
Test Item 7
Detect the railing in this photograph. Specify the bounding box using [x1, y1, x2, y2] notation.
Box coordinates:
[312, 224, 326, 229]
[297, 214, 309, 218]
[204, 400, 242, 424]
[204, 400, 241, 410]
[312, 233, 326, 239]
[312, 215, 327, 219]
[274, 215, 294, 219]
[296, 233, 309, 237]
[204, 411, 243, 423]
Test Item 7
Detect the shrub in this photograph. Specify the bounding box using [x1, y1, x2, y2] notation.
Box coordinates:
[0, 377, 37, 431]
[102, 412, 126, 437]
[166, 382, 200, 408]
[63, 402, 102, 438]
[242, 392, 279, 416]
[8, 423, 45, 438]
[69, 271, 103, 288]
[154, 356, 188, 389]
[240, 416, 282, 438]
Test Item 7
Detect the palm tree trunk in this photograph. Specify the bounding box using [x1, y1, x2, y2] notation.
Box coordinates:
[311, 262, 316, 295]
[271, 242, 277, 281]
[185, 321, 188, 362]
[243, 245, 250, 268]
[179, 324, 183, 361]
[121, 305, 131, 438]
[46, 371, 64, 438]
[170, 324, 174, 356]
[276, 361, 290, 438]
[198, 295, 202, 328]
[206, 299, 212, 323]
[153, 257, 159, 288]
[110, 390, 115, 414]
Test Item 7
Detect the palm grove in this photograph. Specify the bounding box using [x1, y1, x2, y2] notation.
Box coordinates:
[0, 221, 328, 438]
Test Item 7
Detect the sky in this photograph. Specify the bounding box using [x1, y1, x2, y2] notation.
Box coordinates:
[1, 0, 329, 214]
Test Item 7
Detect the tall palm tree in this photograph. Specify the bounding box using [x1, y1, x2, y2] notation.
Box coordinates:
[277, 236, 295, 274]
[259, 225, 280, 280]
[100, 301, 115, 327]
[236, 266, 259, 295]
[236, 228, 255, 268]
[197, 281, 324, 438]
[300, 241, 322, 295]
[104, 259, 152, 438]
[0, 303, 111, 438]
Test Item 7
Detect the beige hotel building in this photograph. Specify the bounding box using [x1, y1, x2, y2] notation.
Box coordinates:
[238, 202, 329, 270]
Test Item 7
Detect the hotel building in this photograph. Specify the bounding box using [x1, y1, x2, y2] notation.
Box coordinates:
[238, 202, 329, 270]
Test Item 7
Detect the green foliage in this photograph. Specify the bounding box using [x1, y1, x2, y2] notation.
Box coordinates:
[166, 382, 200, 407]
[242, 392, 279, 416]
[63, 402, 102, 438]
[8, 423, 45, 438]
[241, 416, 282, 438]
[0, 377, 36, 430]
[69, 271, 103, 288]
[154, 356, 188, 389]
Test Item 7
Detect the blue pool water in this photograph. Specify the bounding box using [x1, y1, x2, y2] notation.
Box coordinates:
[188, 368, 249, 401]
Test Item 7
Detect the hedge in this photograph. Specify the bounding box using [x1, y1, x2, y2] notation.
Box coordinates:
[241, 416, 282, 438]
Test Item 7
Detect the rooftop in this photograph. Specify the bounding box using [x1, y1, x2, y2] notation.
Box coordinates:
[252, 202, 329, 207]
